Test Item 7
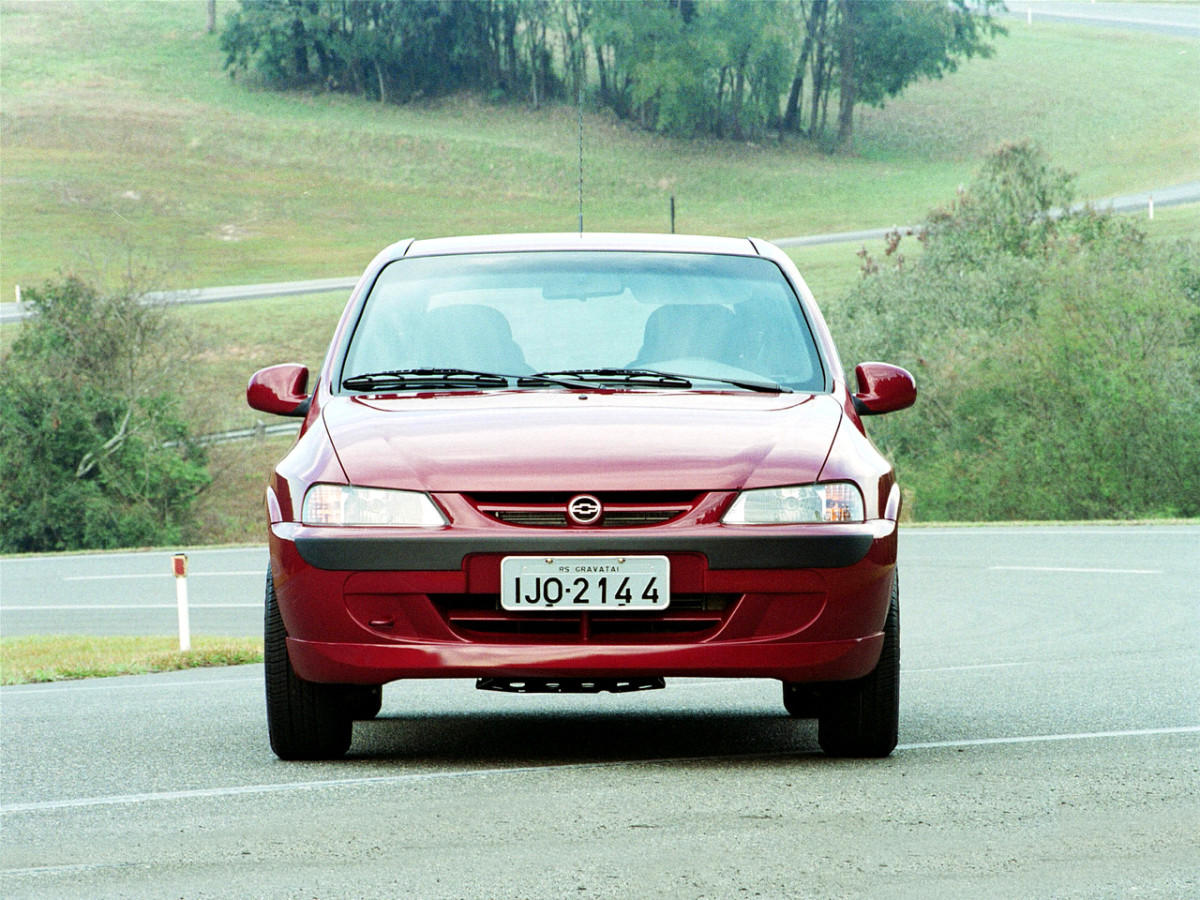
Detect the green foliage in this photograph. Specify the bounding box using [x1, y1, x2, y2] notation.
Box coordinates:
[0, 278, 210, 552]
[593, 0, 795, 138]
[221, 0, 556, 105]
[923, 142, 1080, 264]
[851, 0, 1003, 108]
[833, 145, 1200, 521]
[218, 0, 1005, 145]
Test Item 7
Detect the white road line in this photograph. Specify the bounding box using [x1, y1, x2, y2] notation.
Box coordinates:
[989, 565, 1162, 574]
[905, 661, 1031, 673]
[0, 764, 627, 814]
[1, 603, 258, 610]
[899, 726, 1200, 751]
[0, 546, 266, 563]
[906, 526, 1200, 536]
[1, 676, 260, 696]
[0, 861, 147, 878]
[62, 571, 262, 581]
[3, 725, 1197, 816]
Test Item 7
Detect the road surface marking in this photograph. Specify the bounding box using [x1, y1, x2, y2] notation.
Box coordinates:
[906, 661, 1031, 673]
[63, 571, 263, 581]
[0, 676, 260, 696]
[989, 565, 1162, 574]
[899, 726, 1200, 751]
[906, 526, 1200, 536]
[3, 725, 1197, 815]
[0, 546, 266, 563]
[1, 603, 259, 610]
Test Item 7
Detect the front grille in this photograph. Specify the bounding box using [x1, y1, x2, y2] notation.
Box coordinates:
[467, 491, 700, 528]
[430, 593, 736, 641]
[491, 510, 680, 527]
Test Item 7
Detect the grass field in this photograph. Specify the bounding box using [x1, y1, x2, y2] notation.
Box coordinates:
[2, 1, 1198, 544]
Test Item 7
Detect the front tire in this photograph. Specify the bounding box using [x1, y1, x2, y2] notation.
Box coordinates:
[264, 567, 353, 760]
[817, 574, 900, 758]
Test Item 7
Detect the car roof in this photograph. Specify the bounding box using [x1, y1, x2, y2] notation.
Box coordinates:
[401, 232, 762, 259]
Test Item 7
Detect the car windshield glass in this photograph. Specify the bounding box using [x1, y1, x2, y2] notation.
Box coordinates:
[341, 251, 825, 392]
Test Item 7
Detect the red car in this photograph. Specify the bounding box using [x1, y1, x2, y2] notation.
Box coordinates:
[248, 233, 915, 760]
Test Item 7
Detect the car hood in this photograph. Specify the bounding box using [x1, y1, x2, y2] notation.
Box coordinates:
[321, 390, 844, 492]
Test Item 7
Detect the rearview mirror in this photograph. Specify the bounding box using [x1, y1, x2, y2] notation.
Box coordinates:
[541, 272, 626, 300]
[247, 364, 310, 417]
[852, 362, 916, 416]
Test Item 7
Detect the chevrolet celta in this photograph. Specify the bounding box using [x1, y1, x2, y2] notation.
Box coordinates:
[247, 232, 916, 760]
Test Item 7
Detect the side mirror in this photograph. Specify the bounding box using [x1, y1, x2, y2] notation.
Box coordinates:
[852, 362, 916, 416]
[247, 364, 311, 417]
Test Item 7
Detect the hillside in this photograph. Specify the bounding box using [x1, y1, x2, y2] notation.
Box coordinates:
[1, 0, 1197, 302]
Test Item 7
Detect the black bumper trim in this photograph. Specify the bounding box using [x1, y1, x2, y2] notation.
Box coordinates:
[292, 530, 879, 571]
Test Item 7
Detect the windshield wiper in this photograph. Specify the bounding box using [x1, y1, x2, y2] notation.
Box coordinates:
[344, 367, 787, 394]
[342, 368, 587, 392]
[531, 368, 694, 389]
[531, 368, 789, 393]
[682, 374, 792, 393]
[342, 368, 510, 391]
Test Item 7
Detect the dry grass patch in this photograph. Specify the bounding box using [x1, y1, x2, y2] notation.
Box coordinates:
[0, 635, 263, 685]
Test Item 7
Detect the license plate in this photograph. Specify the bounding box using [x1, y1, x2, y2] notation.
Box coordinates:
[500, 556, 670, 611]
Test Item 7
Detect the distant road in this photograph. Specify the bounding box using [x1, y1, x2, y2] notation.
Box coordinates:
[1003, 1, 1200, 38]
[774, 180, 1200, 248]
[1, 181, 1196, 325]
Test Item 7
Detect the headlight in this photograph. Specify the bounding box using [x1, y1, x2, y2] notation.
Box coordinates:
[301, 484, 447, 526]
[722, 483, 865, 525]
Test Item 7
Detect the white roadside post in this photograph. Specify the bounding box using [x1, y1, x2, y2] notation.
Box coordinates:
[1148, 196, 1154, 220]
[173, 553, 191, 652]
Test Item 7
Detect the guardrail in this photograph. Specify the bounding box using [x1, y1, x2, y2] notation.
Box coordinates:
[1, 277, 358, 326]
[5, 182, 1197, 326]
[168, 421, 301, 449]
[4, 181, 1197, 332]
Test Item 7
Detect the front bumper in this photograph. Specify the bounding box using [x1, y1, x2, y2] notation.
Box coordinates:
[269, 518, 898, 685]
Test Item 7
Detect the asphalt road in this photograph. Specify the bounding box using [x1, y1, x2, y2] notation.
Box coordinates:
[0, 546, 268, 638]
[2, 525, 1198, 899]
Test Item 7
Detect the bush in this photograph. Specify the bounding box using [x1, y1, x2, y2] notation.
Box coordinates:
[831, 144, 1200, 521]
[0, 277, 210, 551]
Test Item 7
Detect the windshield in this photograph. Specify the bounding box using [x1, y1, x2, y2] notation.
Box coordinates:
[340, 251, 826, 392]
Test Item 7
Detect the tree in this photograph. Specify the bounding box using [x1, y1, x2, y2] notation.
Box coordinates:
[835, 0, 857, 147]
[841, 0, 1005, 147]
[781, 0, 827, 135]
[220, 0, 560, 104]
[0, 277, 210, 552]
[219, 0, 1005, 148]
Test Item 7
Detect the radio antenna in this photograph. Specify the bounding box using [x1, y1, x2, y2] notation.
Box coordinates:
[577, 84, 584, 234]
